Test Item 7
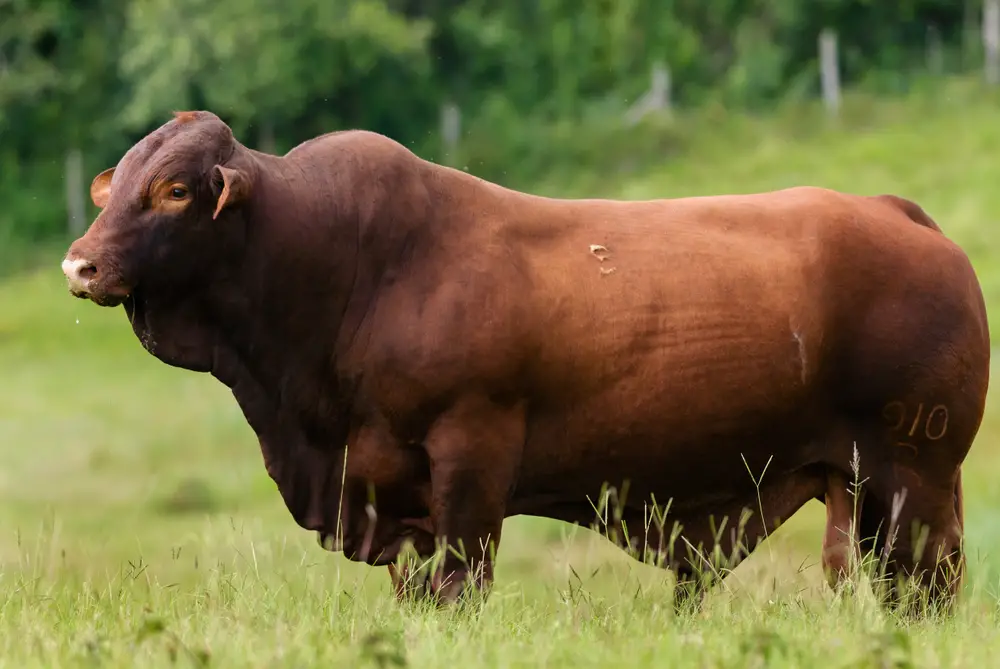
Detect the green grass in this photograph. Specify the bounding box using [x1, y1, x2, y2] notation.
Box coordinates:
[6, 77, 1000, 666]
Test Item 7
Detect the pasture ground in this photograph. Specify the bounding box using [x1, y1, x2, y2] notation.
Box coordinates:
[4, 79, 1000, 666]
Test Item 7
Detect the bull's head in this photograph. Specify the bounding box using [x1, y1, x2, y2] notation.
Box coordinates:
[62, 111, 254, 308]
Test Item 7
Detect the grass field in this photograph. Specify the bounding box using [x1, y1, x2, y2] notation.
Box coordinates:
[5, 79, 1000, 666]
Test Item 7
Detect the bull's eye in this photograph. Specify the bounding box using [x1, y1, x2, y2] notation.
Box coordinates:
[169, 185, 189, 200]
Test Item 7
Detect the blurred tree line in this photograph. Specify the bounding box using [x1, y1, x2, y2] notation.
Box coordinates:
[0, 0, 983, 244]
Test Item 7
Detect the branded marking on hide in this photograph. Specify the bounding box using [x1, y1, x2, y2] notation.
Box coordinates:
[924, 405, 949, 440]
[882, 401, 906, 431]
[589, 244, 617, 276]
[881, 401, 951, 455]
[589, 244, 610, 261]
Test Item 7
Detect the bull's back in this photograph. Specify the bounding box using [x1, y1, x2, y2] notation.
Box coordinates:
[515, 186, 970, 404]
[525, 208, 810, 397]
[518, 187, 835, 391]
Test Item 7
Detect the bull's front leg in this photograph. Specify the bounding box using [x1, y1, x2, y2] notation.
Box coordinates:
[423, 394, 526, 604]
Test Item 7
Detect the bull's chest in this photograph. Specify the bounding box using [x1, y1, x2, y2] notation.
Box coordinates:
[342, 427, 433, 519]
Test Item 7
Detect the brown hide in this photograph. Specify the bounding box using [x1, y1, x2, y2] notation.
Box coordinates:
[63, 111, 990, 608]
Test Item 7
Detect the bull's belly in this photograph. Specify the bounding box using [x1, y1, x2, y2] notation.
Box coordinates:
[509, 390, 828, 521]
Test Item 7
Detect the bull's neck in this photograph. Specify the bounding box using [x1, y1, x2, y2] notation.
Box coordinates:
[206, 144, 448, 408]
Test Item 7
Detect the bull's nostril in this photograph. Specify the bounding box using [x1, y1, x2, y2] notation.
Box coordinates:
[61, 257, 99, 291]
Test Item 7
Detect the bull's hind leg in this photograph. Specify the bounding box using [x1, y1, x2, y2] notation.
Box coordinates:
[867, 470, 964, 615]
[861, 394, 981, 615]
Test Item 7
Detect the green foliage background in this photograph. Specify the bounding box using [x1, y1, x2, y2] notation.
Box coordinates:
[0, 0, 986, 245]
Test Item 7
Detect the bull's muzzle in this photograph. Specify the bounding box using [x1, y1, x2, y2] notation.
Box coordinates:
[61, 254, 129, 306]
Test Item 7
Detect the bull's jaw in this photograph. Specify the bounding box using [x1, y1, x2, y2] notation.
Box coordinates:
[121, 289, 218, 374]
[123, 290, 157, 357]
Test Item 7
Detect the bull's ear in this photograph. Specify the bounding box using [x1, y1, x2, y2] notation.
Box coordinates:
[90, 167, 115, 209]
[211, 165, 251, 220]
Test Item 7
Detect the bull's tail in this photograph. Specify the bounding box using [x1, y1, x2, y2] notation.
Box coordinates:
[872, 194, 943, 233]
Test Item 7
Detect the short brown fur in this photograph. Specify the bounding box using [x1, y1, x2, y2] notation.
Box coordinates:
[62, 111, 990, 613]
